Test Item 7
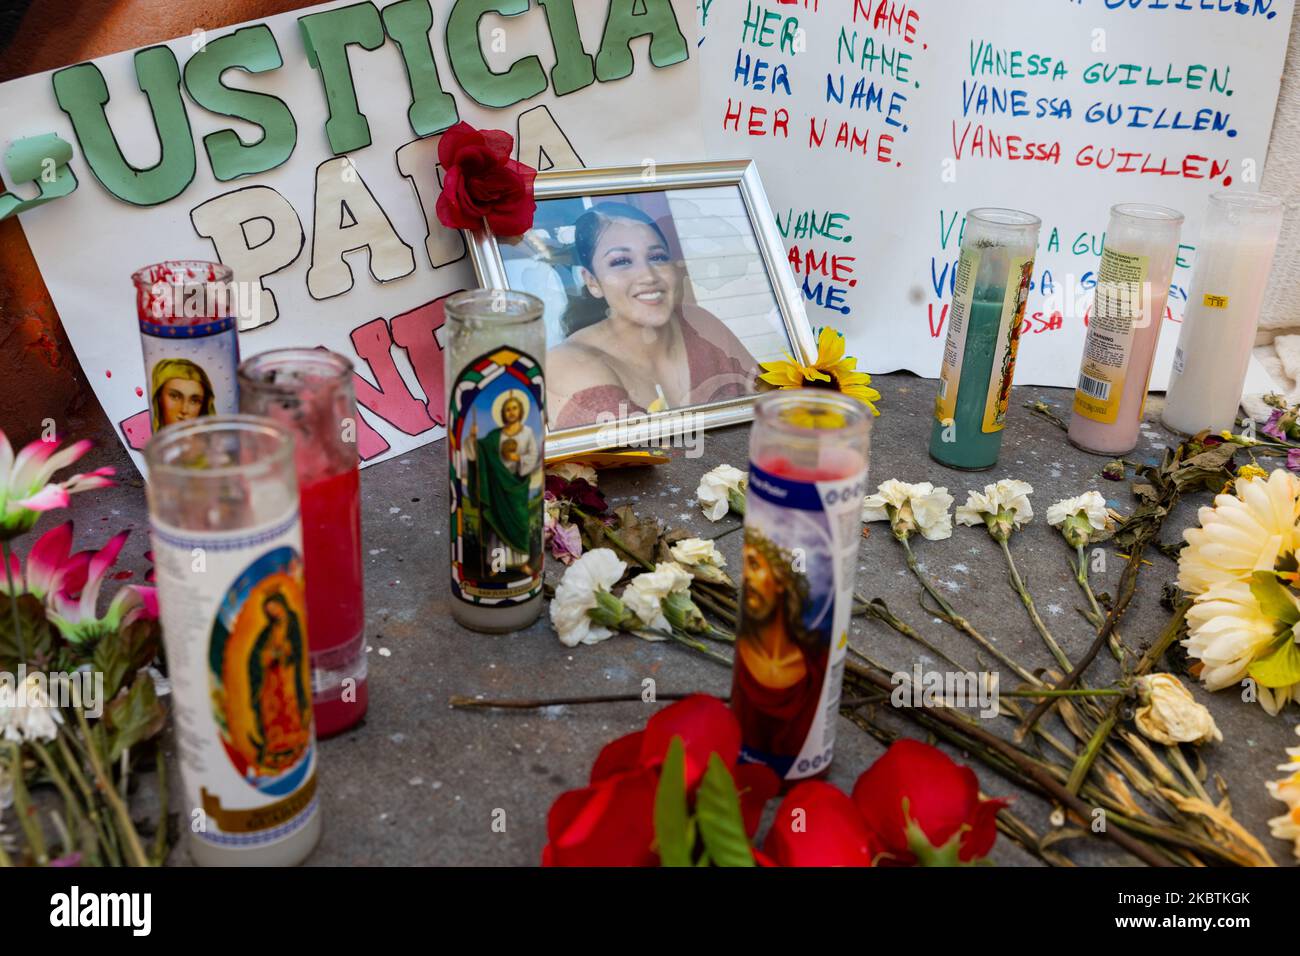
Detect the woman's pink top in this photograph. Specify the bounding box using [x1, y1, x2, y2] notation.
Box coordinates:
[554, 308, 755, 428]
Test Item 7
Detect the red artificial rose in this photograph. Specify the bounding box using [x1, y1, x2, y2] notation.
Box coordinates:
[542, 694, 774, 866]
[542, 765, 660, 867]
[764, 781, 879, 867]
[637, 694, 739, 790]
[851, 739, 1006, 866]
[435, 121, 536, 235]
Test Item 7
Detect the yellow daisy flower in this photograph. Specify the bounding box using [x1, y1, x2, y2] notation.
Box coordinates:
[758, 327, 881, 415]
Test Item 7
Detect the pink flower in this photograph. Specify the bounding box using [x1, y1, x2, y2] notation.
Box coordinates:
[0, 430, 113, 539]
[43, 529, 158, 645]
[1, 522, 81, 599]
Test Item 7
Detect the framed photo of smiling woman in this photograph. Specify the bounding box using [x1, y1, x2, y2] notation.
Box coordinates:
[466, 160, 818, 459]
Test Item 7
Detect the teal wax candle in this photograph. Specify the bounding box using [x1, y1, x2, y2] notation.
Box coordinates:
[930, 209, 1041, 471]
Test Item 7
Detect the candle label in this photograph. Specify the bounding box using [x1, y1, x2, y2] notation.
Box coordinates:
[448, 346, 545, 607]
[150, 511, 319, 849]
[139, 317, 240, 436]
[934, 250, 1035, 434]
[731, 462, 867, 780]
[1073, 248, 1148, 424]
[933, 248, 978, 425]
[1203, 293, 1230, 309]
[980, 255, 1035, 433]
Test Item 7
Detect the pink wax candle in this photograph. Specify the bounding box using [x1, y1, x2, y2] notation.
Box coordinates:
[1068, 203, 1184, 456]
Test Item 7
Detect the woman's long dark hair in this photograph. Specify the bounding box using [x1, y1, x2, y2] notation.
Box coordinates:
[564, 203, 675, 337]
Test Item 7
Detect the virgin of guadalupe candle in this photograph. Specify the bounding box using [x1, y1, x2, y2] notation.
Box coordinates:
[1163, 192, 1284, 436]
[1069, 203, 1184, 456]
[239, 349, 367, 738]
[444, 290, 547, 633]
[930, 209, 1041, 470]
[133, 261, 241, 437]
[731, 391, 871, 781]
[145, 416, 321, 866]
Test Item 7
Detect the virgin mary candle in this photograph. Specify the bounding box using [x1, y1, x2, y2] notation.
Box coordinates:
[145, 416, 321, 866]
[930, 209, 1041, 470]
[445, 290, 547, 633]
[1069, 204, 1184, 456]
[1162, 192, 1283, 436]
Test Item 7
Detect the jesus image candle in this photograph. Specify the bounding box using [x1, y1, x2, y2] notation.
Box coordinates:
[445, 290, 547, 633]
[731, 391, 871, 781]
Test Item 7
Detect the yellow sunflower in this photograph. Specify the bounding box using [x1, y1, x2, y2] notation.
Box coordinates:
[758, 327, 881, 415]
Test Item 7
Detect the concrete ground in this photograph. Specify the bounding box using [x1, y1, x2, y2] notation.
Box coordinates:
[52, 372, 1300, 866]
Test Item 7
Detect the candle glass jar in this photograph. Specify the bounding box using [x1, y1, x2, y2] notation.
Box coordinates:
[730, 391, 871, 782]
[444, 290, 547, 633]
[132, 261, 241, 441]
[145, 415, 321, 866]
[239, 349, 367, 738]
[930, 208, 1041, 470]
[1163, 191, 1284, 436]
[1069, 203, 1184, 456]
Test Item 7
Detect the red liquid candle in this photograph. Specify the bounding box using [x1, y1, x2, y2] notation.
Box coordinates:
[731, 392, 871, 783]
[239, 349, 368, 736]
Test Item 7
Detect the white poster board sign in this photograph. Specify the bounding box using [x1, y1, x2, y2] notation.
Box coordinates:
[0, 0, 705, 467]
[699, 0, 1293, 394]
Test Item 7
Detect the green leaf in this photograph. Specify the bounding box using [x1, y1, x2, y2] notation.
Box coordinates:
[0, 592, 56, 671]
[695, 753, 754, 867]
[104, 672, 167, 762]
[92, 617, 162, 700]
[1250, 571, 1300, 628]
[654, 736, 693, 867]
[1248, 634, 1300, 690]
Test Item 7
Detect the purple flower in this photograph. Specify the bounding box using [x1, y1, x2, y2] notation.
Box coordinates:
[550, 522, 583, 565]
[1288, 448, 1300, 474]
[1263, 410, 1288, 442]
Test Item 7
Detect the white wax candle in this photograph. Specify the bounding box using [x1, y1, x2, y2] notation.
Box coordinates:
[1163, 192, 1284, 436]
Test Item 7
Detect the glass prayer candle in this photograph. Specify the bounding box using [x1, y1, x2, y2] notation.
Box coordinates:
[731, 391, 871, 782]
[930, 208, 1041, 470]
[444, 290, 547, 633]
[1069, 203, 1185, 456]
[239, 349, 367, 737]
[145, 415, 321, 867]
[132, 260, 241, 439]
[1163, 191, 1284, 436]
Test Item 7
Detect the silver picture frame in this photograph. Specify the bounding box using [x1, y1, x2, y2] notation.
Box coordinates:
[465, 159, 818, 460]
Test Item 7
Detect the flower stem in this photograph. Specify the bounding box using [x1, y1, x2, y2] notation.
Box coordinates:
[449, 691, 708, 710]
[72, 689, 150, 867]
[1065, 602, 1189, 796]
[151, 742, 169, 866]
[31, 740, 99, 865]
[56, 731, 119, 866]
[1, 540, 27, 663]
[900, 536, 1038, 685]
[5, 742, 48, 864]
[1074, 544, 1126, 665]
[999, 537, 1071, 672]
